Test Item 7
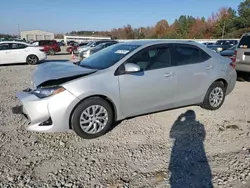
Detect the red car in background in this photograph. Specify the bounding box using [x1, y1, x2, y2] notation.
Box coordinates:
[66, 44, 78, 54]
[66, 42, 89, 54]
[32, 40, 61, 55]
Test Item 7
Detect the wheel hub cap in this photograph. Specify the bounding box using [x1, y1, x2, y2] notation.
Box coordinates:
[209, 87, 224, 108]
[79, 105, 108, 134]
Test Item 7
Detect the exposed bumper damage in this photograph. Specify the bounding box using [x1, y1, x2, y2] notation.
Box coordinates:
[12, 87, 80, 133]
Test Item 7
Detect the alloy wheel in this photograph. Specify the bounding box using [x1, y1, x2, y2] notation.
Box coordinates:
[79, 105, 109, 134]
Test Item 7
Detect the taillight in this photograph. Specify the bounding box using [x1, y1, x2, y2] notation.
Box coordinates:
[229, 62, 236, 69]
[229, 50, 237, 69]
[231, 50, 237, 63]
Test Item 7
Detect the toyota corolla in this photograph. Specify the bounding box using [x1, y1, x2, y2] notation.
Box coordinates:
[12, 40, 237, 139]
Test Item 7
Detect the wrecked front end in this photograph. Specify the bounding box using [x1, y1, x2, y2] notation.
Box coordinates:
[12, 67, 95, 133]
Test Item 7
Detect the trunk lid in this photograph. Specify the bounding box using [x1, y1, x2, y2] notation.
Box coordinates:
[32, 61, 97, 87]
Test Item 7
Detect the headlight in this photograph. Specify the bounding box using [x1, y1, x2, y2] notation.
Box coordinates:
[31, 86, 65, 98]
[217, 47, 223, 52]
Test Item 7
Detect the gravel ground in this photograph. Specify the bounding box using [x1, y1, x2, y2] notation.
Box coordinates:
[0, 54, 250, 188]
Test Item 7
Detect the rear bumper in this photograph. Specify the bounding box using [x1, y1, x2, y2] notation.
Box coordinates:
[226, 70, 237, 95]
[38, 53, 47, 61]
[12, 89, 80, 133]
[236, 63, 250, 73]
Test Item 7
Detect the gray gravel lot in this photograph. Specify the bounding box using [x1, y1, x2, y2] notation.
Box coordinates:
[0, 53, 250, 188]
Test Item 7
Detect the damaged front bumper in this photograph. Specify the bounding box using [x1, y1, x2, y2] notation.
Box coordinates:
[12, 88, 80, 133]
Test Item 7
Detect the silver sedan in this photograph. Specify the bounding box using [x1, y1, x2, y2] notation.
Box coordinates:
[12, 40, 237, 139]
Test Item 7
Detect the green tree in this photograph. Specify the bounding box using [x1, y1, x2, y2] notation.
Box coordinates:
[238, 0, 250, 28]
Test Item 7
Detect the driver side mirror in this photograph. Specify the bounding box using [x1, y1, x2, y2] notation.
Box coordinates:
[124, 63, 141, 73]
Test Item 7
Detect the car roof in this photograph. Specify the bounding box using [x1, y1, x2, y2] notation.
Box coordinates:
[121, 39, 199, 46]
[0, 41, 30, 45]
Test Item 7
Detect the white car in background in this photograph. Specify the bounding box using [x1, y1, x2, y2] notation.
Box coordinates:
[0, 41, 47, 65]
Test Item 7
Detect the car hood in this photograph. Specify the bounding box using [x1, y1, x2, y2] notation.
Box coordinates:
[32, 61, 97, 87]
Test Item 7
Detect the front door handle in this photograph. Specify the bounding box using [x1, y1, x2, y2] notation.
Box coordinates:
[164, 72, 174, 77]
[206, 65, 213, 70]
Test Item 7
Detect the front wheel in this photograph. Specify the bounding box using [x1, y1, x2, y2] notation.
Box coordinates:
[201, 81, 226, 110]
[26, 55, 38, 65]
[71, 97, 114, 139]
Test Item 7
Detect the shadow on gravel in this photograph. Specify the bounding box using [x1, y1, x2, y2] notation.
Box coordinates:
[0, 63, 27, 67]
[169, 110, 213, 188]
[237, 71, 250, 82]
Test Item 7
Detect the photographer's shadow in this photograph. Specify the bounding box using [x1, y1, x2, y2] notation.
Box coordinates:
[169, 110, 213, 188]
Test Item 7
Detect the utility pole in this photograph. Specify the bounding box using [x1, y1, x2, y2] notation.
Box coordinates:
[17, 24, 20, 38]
[222, 21, 226, 39]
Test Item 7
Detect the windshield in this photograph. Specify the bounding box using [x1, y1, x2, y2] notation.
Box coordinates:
[79, 43, 140, 69]
[229, 45, 236, 50]
[86, 42, 94, 46]
[94, 43, 106, 49]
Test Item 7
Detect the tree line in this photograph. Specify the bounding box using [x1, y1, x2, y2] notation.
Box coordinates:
[66, 0, 250, 40]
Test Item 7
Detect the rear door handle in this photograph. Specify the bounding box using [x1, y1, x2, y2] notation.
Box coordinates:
[164, 72, 174, 77]
[206, 65, 213, 70]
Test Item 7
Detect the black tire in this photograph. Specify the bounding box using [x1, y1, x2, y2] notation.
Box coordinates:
[48, 49, 55, 55]
[201, 81, 226, 110]
[26, 55, 38, 65]
[71, 97, 114, 139]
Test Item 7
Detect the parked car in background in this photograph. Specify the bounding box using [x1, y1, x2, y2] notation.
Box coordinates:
[32, 40, 61, 55]
[206, 39, 238, 53]
[67, 41, 78, 46]
[0, 41, 46, 65]
[233, 33, 250, 73]
[79, 41, 118, 60]
[79, 42, 89, 46]
[219, 45, 237, 60]
[58, 42, 65, 46]
[77, 40, 117, 54]
[202, 42, 215, 46]
[66, 43, 79, 54]
[12, 40, 236, 139]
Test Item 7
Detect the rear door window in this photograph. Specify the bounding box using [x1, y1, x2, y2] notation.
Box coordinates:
[10, 43, 27, 49]
[171, 44, 210, 66]
[238, 35, 250, 48]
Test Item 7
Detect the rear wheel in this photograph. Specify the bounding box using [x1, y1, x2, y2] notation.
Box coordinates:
[26, 55, 38, 65]
[201, 81, 226, 110]
[71, 97, 114, 139]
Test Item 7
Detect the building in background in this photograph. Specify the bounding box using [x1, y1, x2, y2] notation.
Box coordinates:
[21, 30, 55, 41]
